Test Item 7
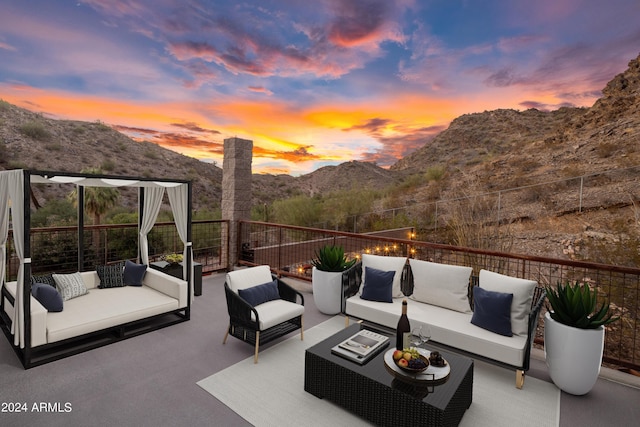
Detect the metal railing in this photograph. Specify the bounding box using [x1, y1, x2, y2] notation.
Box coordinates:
[238, 220, 640, 371]
[4, 220, 228, 278]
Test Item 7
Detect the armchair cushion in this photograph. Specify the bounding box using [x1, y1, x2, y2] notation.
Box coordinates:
[226, 265, 274, 293]
[238, 279, 280, 307]
[360, 267, 394, 303]
[471, 286, 513, 336]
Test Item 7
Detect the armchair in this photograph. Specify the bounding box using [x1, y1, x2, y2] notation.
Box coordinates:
[223, 266, 305, 363]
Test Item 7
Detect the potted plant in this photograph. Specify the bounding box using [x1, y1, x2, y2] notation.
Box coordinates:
[311, 245, 357, 315]
[544, 280, 620, 395]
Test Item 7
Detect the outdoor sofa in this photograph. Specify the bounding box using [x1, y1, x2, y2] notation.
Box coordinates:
[341, 254, 546, 388]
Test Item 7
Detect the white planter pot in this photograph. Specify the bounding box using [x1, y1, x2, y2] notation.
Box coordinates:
[312, 267, 343, 315]
[544, 312, 604, 395]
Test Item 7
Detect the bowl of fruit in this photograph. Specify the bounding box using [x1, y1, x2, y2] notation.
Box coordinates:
[392, 348, 429, 373]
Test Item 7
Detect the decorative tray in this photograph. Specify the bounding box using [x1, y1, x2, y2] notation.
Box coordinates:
[383, 348, 450, 385]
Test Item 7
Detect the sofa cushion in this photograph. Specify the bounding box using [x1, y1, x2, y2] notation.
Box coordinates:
[96, 262, 125, 288]
[238, 279, 280, 307]
[361, 254, 407, 298]
[479, 269, 537, 336]
[345, 295, 527, 367]
[471, 287, 513, 336]
[409, 259, 473, 313]
[123, 260, 147, 287]
[360, 267, 394, 303]
[31, 283, 64, 312]
[31, 274, 57, 289]
[53, 272, 89, 301]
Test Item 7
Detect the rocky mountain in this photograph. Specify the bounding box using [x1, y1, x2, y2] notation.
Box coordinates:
[1, 53, 639, 260]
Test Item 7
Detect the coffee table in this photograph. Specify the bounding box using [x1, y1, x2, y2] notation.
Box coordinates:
[304, 323, 473, 427]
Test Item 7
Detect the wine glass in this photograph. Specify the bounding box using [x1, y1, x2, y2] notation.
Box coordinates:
[420, 325, 431, 345]
[410, 327, 424, 348]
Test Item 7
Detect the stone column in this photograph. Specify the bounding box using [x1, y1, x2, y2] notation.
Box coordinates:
[221, 137, 253, 269]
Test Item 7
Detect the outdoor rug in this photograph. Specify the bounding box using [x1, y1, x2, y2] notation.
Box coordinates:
[198, 316, 560, 426]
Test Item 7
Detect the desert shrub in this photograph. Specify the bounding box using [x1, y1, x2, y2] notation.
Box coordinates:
[0, 99, 10, 111]
[31, 199, 77, 227]
[18, 121, 51, 141]
[425, 165, 446, 181]
[0, 142, 7, 165]
[101, 159, 116, 171]
[272, 195, 322, 227]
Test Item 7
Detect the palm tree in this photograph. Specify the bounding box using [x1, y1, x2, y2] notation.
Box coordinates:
[68, 168, 120, 259]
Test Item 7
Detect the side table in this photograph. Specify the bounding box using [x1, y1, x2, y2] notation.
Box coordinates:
[150, 261, 202, 296]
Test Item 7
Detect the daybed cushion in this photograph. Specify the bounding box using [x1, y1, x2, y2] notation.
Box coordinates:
[360, 267, 394, 302]
[361, 254, 407, 298]
[45, 285, 179, 343]
[409, 259, 473, 313]
[479, 269, 537, 336]
[471, 287, 513, 336]
[31, 283, 63, 312]
[96, 262, 125, 288]
[52, 272, 89, 301]
[123, 260, 147, 287]
[238, 279, 280, 306]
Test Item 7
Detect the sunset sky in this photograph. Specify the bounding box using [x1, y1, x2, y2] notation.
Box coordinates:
[1, 1, 639, 175]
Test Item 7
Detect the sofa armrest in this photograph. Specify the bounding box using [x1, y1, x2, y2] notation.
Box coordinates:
[143, 268, 188, 308]
[341, 261, 362, 313]
[522, 287, 546, 370]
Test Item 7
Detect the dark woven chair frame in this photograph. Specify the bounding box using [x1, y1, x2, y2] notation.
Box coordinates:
[341, 261, 546, 388]
[224, 274, 304, 363]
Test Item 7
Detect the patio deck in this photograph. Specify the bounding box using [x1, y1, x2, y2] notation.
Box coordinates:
[1, 273, 638, 426]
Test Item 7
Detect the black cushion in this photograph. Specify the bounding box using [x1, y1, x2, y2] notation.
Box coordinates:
[471, 287, 513, 336]
[123, 260, 147, 287]
[238, 279, 280, 307]
[360, 266, 395, 303]
[31, 283, 63, 312]
[31, 274, 57, 289]
[96, 262, 125, 288]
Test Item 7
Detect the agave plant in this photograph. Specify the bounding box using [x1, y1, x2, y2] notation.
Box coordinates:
[545, 281, 620, 329]
[311, 245, 356, 273]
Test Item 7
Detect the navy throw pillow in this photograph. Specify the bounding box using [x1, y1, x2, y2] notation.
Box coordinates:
[360, 267, 395, 303]
[238, 279, 280, 307]
[31, 283, 64, 312]
[471, 287, 513, 336]
[123, 260, 147, 287]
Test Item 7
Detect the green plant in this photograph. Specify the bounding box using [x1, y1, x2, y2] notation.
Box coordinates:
[18, 121, 51, 141]
[162, 253, 183, 264]
[545, 281, 620, 329]
[311, 245, 356, 272]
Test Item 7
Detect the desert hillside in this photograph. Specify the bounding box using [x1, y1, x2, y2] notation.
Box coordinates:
[1, 54, 639, 263]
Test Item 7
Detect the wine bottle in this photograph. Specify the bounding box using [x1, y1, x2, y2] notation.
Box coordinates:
[396, 299, 410, 350]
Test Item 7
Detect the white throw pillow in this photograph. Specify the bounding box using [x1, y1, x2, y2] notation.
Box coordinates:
[409, 259, 473, 313]
[479, 269, 537, 336]
[361, 254, 407, 298]
[52, 272, 89, 301]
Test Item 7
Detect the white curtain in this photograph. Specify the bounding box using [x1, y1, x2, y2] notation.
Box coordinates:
[0, 173, 10, 289]
[167, 184, 193, 301]
[139, 187, 165, 265]
[0, 171, 26, 347]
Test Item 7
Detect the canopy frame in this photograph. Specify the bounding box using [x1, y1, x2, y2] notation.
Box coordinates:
[0, 169, 192, 368]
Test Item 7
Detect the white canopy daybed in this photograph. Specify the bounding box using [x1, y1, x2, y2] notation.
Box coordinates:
[0, 169, 193, 368]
